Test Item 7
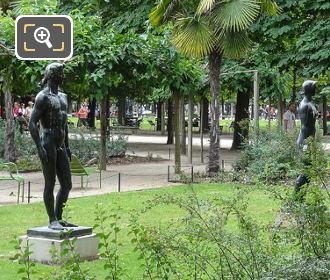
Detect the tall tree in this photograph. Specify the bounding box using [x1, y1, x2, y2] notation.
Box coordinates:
[150, 0, 279, 174]
[3, 66, 16, 162]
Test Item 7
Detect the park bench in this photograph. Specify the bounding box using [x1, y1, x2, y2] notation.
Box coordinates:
[70, 154, 101, 188]
[147, 119, 156, 131]
[0, 162, 25, 204]
[111, 125, 139, 134]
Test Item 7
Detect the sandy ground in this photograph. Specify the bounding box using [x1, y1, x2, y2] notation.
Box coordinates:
[0, 134, 240, 206]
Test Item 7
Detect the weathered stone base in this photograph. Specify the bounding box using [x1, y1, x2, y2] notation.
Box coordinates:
[20, 227, 99, 264]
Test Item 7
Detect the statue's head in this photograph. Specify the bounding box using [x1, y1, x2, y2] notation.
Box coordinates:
[302, 80, 317, 97]
[39, 63, 65, 88]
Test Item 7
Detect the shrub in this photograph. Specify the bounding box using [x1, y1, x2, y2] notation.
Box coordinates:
[70, 129, 128, 164]
[107, 134, 128, 158]
[234, 131, 300, 183]
[69, 130, 100, 165]
[0, 121, 128, 168]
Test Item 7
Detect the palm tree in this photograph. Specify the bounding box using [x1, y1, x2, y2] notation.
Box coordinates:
[150, 0, 279, 174]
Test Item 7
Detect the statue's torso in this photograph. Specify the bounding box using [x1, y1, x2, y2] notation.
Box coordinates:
[38, 90, 68, 146]
[297, 98, 317, 144]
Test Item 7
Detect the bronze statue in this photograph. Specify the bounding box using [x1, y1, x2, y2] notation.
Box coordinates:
[29, 63, 75, 230]
[295, 80, 318, 193]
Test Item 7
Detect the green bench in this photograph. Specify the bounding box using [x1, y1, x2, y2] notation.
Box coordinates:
[70, 154, 101, 188]
[0, 162, 25, 204]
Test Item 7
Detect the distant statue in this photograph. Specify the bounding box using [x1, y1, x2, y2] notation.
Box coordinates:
[295, 80, 318, 193]
[29, 63, 75, 230]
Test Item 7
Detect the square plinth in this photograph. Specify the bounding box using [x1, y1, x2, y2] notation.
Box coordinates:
[20, 229, 99, 264]
[27, 226, 93, 240]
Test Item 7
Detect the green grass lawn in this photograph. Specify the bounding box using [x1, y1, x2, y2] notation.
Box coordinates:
[0, 183, 281, 279]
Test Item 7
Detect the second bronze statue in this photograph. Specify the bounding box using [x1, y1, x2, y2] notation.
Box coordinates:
[29, 63, 76, 230]
[295, 80, 318, 194]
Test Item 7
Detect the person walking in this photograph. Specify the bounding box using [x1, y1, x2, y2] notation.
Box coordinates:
[24, 101, 33, 121]
[283, 102, 296, 133]
[77, 103, 89, 128]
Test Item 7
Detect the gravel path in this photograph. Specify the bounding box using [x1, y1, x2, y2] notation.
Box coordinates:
[0, 134, 240, 206]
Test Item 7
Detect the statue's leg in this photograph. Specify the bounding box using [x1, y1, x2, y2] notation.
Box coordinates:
[294, 174, 309, 201]
[41, 138, 57, 223]
[55, 146, 72, 222]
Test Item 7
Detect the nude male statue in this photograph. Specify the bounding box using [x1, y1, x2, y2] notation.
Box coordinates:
[295, 80, 318, 193]
[29, 63, 75, 230]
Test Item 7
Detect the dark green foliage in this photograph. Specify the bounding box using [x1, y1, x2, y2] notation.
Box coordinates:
[69, 131, 100, 165]
[106, 134, 128, 158]
[69, 130, 128, 164]
[253, 0, 330, 76]
[235, 131, 299, 182]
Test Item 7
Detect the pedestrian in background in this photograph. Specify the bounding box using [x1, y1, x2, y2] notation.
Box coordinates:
[283, 102, 296, 133]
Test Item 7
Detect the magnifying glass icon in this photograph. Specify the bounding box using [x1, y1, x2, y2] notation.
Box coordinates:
[34, 27, 53, 49]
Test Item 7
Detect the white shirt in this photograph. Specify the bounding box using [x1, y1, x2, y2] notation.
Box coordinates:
[283, 110, 296, 131]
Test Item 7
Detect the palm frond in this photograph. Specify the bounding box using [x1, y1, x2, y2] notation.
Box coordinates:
[172, 16, 215, 57]
[149, 0, 175, 26]
[213, 0, 260, 32]
[260, 0, 281, 15]
[219, 30, 252, 58]
[197, 0, 216, 14]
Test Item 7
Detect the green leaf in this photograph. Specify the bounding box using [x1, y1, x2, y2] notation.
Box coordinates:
[149, 0, 173, 26]
[220, 30, 252, 59]
[213, 0, 260, 32]
[172, 16, 215, 57]
[197, 0, 216, 14]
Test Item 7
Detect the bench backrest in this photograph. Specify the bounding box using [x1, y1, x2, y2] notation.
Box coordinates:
[0, 162, 19, 179]
[70, 154, 88, 176]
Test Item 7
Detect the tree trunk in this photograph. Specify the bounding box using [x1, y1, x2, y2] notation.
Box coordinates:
[0, 86, 5, 119]
[277, 95, 284, 129]
[106, 93, 110, 135]
[156, 101, 162, 131]
[117, 95, 125, 125]
[231, 89, 250, 149]
[88, 97, 96, 128]
[202, 96, 209, 132]
[180, 97, 186, 155]
[188, 93, 193, 164]
[100, 95, 107, 170]
[167, 99, 174, 144]
[322, 95, 327, 136]
[161, 102, 165, 135]
[291, 67, 297, 102]
[200, 98, 204, 163]
[77, 95, 81, 115]
[221, 97, 225, 119]
[152, 102, 157, 115]
[208, 50, 222, 174]
[4, 69, 16, 162]
[268, 96, 271, 129]
[174, 91, 181, 173]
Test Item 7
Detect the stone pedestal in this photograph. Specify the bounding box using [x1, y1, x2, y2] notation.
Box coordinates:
[20, 226, 99, 264]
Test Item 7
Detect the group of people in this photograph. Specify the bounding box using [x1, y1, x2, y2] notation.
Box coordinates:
[14, 101, 34, 133]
